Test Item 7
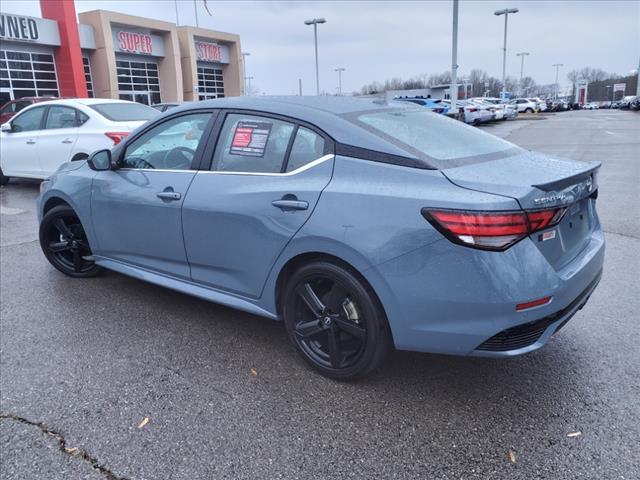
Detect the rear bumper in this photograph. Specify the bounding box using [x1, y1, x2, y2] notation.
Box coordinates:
[369, 223, 605, 356]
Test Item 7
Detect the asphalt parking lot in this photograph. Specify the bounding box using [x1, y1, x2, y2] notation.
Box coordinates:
[1, 109, 639, 480]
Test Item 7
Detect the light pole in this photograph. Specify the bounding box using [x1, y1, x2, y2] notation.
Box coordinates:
[451, 0, 459, 115]
[494, 8, 519, 99]
[516, 52, 529, 96]
[241, 52, 250, 96]
[552, 63, 563, 100]
[304, 18, 326, 96]
[335, 67, 345, 95]
[244, 76, 254, 95]
[606, 85, 611, 103]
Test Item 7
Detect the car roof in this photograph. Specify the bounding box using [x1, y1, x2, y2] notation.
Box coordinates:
[168, 96, 424, 158]
[36, 98, 139, 107]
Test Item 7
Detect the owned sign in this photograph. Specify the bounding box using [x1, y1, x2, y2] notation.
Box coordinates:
[0, 14, 39, 41]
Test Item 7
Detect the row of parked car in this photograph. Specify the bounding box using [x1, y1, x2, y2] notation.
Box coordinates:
[395, 96, 521, 125]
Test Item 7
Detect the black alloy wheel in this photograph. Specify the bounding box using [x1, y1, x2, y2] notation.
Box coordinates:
[39, 205, 103, 278]
[283, 261, 391, 380]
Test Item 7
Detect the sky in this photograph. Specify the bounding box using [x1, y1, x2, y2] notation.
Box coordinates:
[2, 0, 639, 95]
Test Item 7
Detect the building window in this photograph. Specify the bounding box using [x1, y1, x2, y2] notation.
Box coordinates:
[197, 65, 224, 100]
[83, 57, 94, 98]
[0, 49, 59, 100]
[116, 59, 160, 105]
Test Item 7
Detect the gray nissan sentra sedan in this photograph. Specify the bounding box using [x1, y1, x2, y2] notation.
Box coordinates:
[37, 96, 604, 379]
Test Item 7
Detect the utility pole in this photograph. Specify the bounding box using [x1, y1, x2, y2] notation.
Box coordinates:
[304, 18, 327, 96]
[335, 67, 345, 95]
[299, 78, 302, 96]
[494, 8, 519, 98]
[553, 63, 563, 100]
[451, 0, 459, 115]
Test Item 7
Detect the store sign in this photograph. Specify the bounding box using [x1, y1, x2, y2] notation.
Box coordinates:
[195, 41, 222, 62]
[0, 14, 60, 46]
[194, 39, 230, 64]
[0, 14, 39, 40]
[117, 31, 153, 54]
[112, 28, 164, 57]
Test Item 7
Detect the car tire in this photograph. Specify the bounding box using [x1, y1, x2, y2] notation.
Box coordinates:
[39, 204, 103, 278]
[525, 108, 533, 113]
[0, 168, 9, 186]
[282, 260, 392, 380]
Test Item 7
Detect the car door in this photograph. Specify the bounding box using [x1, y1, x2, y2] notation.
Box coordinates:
[182, 111, 334, 298]
[0, 105, 46, 177]
[91, 111, 216, 279]
[37, 105, 82, 176]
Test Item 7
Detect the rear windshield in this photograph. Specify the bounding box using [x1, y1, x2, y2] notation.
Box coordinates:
[351, 108, 519, 166]
[89, 103, 157, 121]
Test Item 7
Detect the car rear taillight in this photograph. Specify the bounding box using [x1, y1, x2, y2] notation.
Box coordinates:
[105, 132, 129, 145]
[468, 107, 477, 112]
[421, 207, 566, 251]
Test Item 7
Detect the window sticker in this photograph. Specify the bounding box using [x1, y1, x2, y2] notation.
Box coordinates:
[229, 121, 272, 157]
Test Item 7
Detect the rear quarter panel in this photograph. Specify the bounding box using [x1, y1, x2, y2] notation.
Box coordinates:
[260, 156, 522, 322]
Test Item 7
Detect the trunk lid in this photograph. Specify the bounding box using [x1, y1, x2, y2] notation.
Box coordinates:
[441, 151, 601, 268]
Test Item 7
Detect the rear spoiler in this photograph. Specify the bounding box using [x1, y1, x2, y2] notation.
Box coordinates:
[532, 161, 601, 192]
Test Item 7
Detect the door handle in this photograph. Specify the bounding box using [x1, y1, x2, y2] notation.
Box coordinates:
[272, 199, 309, 211]
[61, 138, 73, 144]
[26, 140, 36, 145]
[156, 191, 182, 200]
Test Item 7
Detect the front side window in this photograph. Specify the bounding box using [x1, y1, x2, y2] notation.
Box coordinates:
[285, 127, 326, 172]
[45, 106, 79, 129]
[212, 114, 295, 173]
[122, 113, 212, 170]
[11, 106, 45, 132]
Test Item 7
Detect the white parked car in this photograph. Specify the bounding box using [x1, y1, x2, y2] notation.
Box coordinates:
[528, 98, 547, 112]
[509, 98, 538, 113]
[481, 97, 518, 119]
[444, 100, 493, 125]
[582, 102, 599, 110]
[0, 98, 158, 184]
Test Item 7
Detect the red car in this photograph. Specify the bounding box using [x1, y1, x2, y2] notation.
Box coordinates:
[0, 97, 59, 124]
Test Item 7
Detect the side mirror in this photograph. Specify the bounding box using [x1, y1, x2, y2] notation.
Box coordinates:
[1, 123, 12, 132]
[87, 149, 114, 171]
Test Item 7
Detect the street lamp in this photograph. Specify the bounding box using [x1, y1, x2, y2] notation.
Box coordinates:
[552, 63, 563, 100]
[516, 52, 529, 81]
[241, 52, 250, 96]
[494, 8, 519, 98]
[335, 67, 345, 95]
[244, 76, 254, 96]
[304, 17, 327, 96]
[516, 52, 529, 96]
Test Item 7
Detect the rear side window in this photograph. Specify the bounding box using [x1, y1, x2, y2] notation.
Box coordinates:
[212, 114, 295, 173]
[353, 108, 517, 163]
[11, 106, 45, 132]
[1, 102, 17, 114]
[285, 127, 325, 172]
[45, 106, 79, 129]
[89, 103, 157, 121]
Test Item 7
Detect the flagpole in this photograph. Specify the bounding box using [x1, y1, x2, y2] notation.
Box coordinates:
[193, 0, 199, 27]
[174, 0, 180, 25]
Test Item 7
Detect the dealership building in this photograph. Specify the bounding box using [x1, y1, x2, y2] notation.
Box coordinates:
[0, 2, 244, 106]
